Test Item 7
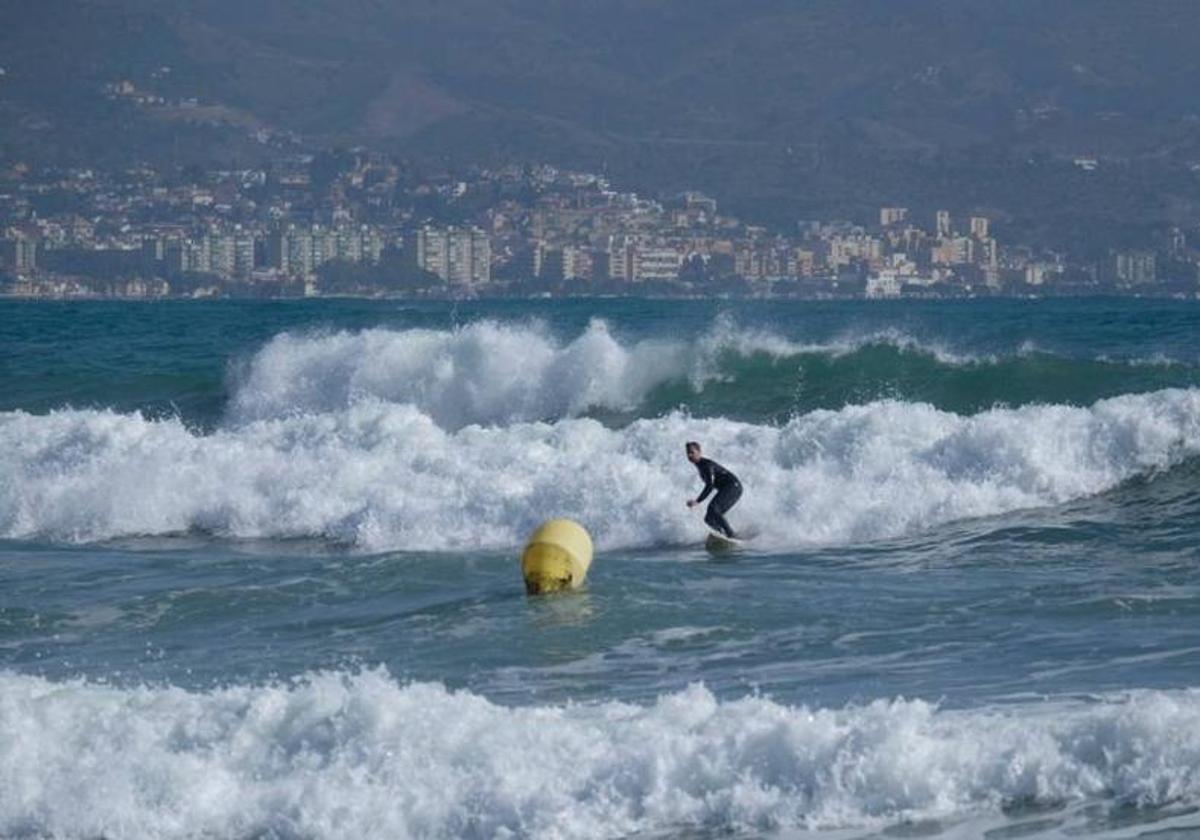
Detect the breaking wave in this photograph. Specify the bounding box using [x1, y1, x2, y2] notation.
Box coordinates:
[226, 320, 1200, 428]
[229, 319, 691, 429]
[2, 669, 1199, 839]
[2, 388, 1199, 549]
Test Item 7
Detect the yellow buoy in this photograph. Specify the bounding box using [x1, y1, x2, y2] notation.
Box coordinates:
[521, 518, 593, 595]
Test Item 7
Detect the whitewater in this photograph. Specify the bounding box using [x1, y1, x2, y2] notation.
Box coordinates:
[5, 672, 1200, 839]
[2, 298, 1199, 839]
[4, 389, 1200, 550]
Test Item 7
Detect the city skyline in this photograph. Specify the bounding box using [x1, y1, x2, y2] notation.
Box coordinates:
[0, 153, 1190, 300]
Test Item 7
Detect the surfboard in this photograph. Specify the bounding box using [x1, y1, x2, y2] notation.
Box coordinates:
[704, 525, 758, 552]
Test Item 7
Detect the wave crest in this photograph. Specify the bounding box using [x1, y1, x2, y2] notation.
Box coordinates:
[3, 389, 1199, 549]
[228, 320, 695, 430]
[224, 320, 1200, 430]
[3, 670, 1199, 838]
[224, 319, 989, 431]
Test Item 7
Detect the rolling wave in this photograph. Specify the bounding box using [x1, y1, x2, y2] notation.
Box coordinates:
[2, 669, 1198, 839]
[228, 319, 690, 430]
[226, 320, 1200, 429]
[3, 389, 1199, 549]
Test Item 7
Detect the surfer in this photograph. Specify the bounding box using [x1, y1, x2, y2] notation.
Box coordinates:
[685, 441, 742, 539]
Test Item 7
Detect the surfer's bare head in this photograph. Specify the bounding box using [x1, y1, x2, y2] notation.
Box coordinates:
[685, 441, 702, 463]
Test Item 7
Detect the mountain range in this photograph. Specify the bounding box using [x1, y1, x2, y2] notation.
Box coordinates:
[5, 0, 1200, 239]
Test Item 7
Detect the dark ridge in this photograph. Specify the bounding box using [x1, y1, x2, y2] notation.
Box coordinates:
[5, 1, 1200, 233]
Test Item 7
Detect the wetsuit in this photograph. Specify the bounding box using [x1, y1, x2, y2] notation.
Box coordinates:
[694, 457, 741, 538]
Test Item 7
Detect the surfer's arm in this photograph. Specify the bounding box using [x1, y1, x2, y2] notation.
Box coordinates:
[694, 463, 715, 503]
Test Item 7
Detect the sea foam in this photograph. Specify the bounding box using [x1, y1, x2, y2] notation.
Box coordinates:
[2, 669, 1199, 839]
[225, 319, 989, 429]
[2, 388, 1199, 549]
[228, 319, 695, 429]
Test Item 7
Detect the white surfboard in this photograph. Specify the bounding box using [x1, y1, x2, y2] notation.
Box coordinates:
[704, 525, 758, 551]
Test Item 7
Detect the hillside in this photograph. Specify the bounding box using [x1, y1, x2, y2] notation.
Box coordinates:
[5, 0, 1200, 234]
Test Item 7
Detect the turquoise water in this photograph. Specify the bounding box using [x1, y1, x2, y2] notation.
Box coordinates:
[2, 298, 1200, 838]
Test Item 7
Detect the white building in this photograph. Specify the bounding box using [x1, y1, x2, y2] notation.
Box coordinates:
[865, 271, 903, 298]
[633, 245, 683, 282]
[268, 225, 386, 277]
[415, 225, 490, 287]
[936, 210, 952, 239]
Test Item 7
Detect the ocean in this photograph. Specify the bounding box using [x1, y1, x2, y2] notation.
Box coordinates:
[2, 297, 1199, 839]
